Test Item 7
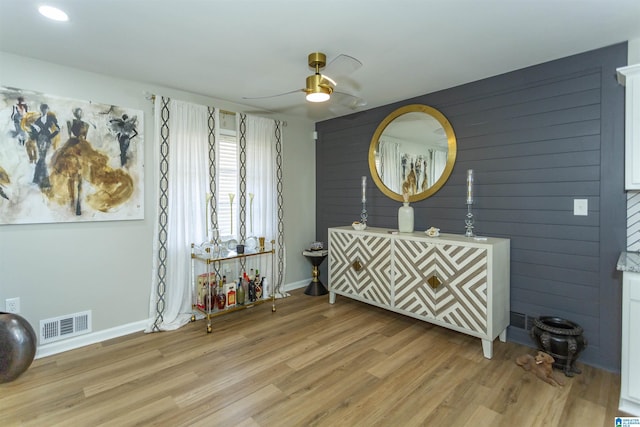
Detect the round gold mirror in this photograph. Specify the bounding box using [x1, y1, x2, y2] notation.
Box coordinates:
[368, 104, 457, 202]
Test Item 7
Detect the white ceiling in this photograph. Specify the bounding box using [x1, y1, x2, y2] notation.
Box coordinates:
[1, 0, 639, 122]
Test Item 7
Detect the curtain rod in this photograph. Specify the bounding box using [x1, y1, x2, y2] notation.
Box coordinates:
[146, 93, 286, 126]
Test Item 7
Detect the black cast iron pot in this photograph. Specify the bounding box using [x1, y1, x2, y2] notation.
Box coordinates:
[530, 316, 587, 377]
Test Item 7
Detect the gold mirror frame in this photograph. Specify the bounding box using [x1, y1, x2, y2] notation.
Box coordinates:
[368, 104, 457, 202]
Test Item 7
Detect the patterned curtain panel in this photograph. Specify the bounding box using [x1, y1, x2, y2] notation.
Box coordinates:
[147, 97, 214, 332]
[239, 114, 287, 297]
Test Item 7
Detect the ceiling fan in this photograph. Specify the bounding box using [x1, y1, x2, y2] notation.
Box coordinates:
[243, 52, 367, 109]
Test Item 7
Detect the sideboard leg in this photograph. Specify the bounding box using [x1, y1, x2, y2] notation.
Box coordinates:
[499, 328, 507, 342]
[482, 339, 493, 359]
[329, 291, 336, 304]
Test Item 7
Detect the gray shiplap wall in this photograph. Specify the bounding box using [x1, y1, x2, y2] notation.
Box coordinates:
[315, 43, 627, 372]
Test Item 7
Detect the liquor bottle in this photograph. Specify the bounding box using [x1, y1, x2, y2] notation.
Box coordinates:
[237, 276, 245, 305]
[227, 281, 236, 307]
[216, 279, 226, 310]
[248, 277, 256, 302]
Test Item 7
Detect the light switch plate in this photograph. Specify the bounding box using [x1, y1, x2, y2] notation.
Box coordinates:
[574, 199, 588, 216]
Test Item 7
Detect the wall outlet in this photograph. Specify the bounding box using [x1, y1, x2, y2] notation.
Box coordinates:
[5, 297, 20, 314]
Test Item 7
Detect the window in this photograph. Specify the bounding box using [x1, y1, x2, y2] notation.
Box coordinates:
[216, 129, 237, 239]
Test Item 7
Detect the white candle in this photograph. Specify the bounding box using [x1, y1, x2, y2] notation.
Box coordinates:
[361, 176, 367, 203]
[466, 169, 474, 204]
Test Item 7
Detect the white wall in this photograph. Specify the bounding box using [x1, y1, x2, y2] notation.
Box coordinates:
[629, 38, 640, 64]
[0, 52, 316, 354]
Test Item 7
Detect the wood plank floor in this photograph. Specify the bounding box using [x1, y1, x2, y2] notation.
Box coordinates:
[0, 289, 626, 426]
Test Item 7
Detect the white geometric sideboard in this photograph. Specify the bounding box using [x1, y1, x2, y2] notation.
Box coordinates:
[328, 226, 510, 359]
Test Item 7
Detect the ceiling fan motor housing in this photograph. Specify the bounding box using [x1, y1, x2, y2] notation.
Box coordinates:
[305, 73, 333, 102]
[308, 52, 327, 69]
[306, 74, 333, 92]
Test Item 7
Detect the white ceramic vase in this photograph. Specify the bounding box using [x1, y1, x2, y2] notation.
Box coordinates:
[398, 202, 414, 233]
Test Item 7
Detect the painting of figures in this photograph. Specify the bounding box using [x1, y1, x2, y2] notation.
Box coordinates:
[0, 87, 144, 225]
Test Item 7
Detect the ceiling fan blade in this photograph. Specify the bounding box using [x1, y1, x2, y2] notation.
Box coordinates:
[242, 89, 304, 100]
[332, 91, 367, 109]
[319, 74, 337, 88]
[324, 54, 362, 79]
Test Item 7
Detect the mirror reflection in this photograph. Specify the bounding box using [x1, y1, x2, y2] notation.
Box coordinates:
[369, 104, 457, 202]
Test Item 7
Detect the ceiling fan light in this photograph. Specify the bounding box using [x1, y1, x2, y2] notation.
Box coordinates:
[306, 90, 331, 103]
[306, 73, 331, 102]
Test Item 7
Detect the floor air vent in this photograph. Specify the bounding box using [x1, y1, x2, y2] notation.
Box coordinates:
[510, 311, 527, 329]
[510, 311, 536, 331]
[40, 310, 92, 344]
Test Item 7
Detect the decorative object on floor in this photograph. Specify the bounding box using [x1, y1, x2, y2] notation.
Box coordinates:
[530, 316, 587, 377]
[360, 175, 368, 225]
[398, 192, 414, 232]
[302, 249, 329, 296]
[425, 227, 440, 237]
[465, 169, 475, 237]
[0, 312, 37, 383]
[0, 86, 144, 225]
[516, 351, 565, 387]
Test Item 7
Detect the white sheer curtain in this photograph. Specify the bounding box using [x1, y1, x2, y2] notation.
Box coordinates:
[242, 114, 286, 297]
[431, 149, 447, 186]
[379, 139, 401, 192]
[147, 98, 211, 332]
[245, 115, 276, 238]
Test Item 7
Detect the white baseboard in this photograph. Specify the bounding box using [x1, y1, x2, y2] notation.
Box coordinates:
[285, 278, 310, 291]
[35, 319, 148, 359]
[619, 397, 640, 416]
[34, 280, 313, 359]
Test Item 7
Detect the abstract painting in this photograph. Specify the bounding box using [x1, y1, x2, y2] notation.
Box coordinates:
[0, 87, 144, 225]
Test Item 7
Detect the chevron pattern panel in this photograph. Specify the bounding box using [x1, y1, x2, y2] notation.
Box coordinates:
[394, 240, 488, 334]
[329, 231, 391, 305]
[394, 240, 439, 318]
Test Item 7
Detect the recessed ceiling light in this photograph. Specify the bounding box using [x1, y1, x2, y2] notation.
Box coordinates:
[38, 5, 69, 22]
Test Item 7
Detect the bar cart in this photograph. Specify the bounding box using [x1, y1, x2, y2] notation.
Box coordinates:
[190, 239, 276, 333]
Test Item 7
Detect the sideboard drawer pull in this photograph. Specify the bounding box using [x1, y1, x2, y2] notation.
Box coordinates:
[427, 275, 441, 289]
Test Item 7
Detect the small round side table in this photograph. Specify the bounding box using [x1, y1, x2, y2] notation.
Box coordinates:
[302, 249, 329, 296]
